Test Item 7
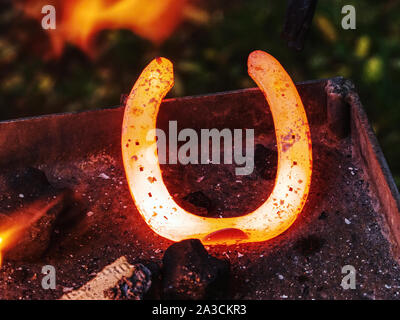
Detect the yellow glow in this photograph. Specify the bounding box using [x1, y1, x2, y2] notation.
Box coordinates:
[122, 51, 313, 245]
[0, 229, 15, 267]
[0, 200, 57, 266]
[0, 237, 2, 267]
[0, 232, 11, 268]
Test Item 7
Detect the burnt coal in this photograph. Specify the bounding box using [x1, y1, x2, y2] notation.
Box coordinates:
[2, 197, 65, 261]
[142, 261, 163, 299]
[162, 239, 230, 300]
[0, 167, 71, 261]
[105, 263, 152, 300]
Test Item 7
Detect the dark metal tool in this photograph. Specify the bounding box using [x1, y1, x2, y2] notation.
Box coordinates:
[282, 0, 318, 50]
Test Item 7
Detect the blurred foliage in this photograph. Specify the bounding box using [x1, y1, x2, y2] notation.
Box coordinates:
[0, 0, 399, 186]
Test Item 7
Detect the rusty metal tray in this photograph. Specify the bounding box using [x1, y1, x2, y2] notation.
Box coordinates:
[0, 78, 399, 299]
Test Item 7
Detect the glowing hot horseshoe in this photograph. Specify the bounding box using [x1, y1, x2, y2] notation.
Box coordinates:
[122, 51, 312, 245]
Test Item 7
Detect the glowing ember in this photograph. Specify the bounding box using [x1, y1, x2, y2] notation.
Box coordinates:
[0, 200, 57, 266]
[122, 50, 313, 245]
[0, 236, 3, 267]
[19, 0, 187, 56]
[0, 229, 15, 268]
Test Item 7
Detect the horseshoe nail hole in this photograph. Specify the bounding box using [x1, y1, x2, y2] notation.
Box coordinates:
[203, 228, 249, 244]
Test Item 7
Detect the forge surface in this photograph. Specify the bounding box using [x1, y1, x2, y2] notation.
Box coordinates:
[0, 80, 400, 299]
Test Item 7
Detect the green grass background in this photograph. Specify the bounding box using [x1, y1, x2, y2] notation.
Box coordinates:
[0, 0, 399, 186]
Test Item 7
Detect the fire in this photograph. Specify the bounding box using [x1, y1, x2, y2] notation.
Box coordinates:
[121, 51, 313, 245]
[0, 200, 57, 267]
[0, 236, 3, 266]
[19, 0, 187, 56]
[0, 228, 18, 268]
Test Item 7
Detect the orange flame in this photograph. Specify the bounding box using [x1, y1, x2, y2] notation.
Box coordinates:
[0, 225, 20, 268]
[19, 0, 187, 57]
[0, 200, 56, 267]
[0, 237, 3, 267]
[0, 228, 17, 268]
[121, 51, 313, 245]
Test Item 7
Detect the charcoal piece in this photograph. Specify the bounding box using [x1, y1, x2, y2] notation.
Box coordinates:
[142, 261, 162, 299]
[105, 264, 152, 300]
[3, 194, 68, 261]
[0, 167, 70, 261]
[281, 0, 318, 50]
[162, 239, 230, 300]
